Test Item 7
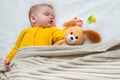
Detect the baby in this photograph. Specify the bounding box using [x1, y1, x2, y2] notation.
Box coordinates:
[4, 3, 64, 69]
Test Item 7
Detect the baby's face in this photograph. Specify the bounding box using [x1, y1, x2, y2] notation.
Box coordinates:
[33, 6, 55, 27]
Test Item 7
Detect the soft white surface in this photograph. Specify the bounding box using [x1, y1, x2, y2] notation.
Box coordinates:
[0, 0, 120, 58]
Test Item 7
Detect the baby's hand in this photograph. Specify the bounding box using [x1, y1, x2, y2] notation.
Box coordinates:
[73, 17, 83, 27]
[4, 59, 10, 70]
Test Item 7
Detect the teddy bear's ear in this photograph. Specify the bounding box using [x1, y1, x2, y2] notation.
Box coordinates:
[63, 20, 78, 28]
[83, 30, 101, 43]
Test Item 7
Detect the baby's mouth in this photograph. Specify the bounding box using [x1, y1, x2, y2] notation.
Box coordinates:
[49, 19, 55, 26]
[49, 20, 54, 25]
[49, 20, 53, 23]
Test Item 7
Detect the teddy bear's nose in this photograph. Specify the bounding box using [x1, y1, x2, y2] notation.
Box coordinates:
[70, 37, 74, 40]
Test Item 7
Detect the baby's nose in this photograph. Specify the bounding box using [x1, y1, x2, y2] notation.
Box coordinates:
[49, 15, 54, 19]
[50, 17, 54, 20]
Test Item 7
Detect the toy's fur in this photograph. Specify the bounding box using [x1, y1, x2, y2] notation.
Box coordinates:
[54, 20, 101, 45]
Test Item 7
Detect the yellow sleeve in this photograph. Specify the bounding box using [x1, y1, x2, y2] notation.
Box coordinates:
[6, 30, 26, 62]
[52, 27, 64, 44]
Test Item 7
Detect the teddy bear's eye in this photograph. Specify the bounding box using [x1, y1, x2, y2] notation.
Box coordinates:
[75, 36, 78, 39]
[70, 32, 73, 34]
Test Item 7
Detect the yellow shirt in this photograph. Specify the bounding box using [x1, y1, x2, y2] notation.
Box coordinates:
[6, 26, 64, 61]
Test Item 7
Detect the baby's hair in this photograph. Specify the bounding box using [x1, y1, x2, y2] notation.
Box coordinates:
[29, 3, 53, 17]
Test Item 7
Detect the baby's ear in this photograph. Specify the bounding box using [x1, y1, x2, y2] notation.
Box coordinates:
[83, 30, 101, 43]
[63, 20, 78, 28]
[30, 15, 36, 23]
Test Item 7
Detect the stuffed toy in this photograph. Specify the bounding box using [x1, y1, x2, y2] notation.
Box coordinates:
[54, 20, 101, 45]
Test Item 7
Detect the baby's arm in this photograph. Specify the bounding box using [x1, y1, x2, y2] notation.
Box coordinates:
[4, 29, 26, 69]
[52, 27, 64, 44]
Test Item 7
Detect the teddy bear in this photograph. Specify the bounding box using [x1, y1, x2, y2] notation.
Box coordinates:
[54, 20, 101, 45]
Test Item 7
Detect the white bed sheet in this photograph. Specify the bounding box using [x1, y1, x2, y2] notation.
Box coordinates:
[0, 0, 120, 58]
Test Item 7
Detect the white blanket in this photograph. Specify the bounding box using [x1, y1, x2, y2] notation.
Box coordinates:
[0, 39, 120, 80]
